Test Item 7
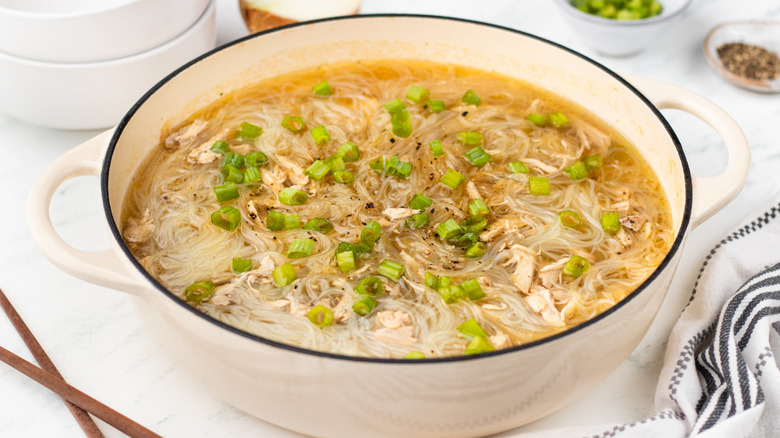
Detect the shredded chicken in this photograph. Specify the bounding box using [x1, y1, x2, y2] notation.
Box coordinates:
[276, 156, 310, 186]
[332, 293, 354, 324]
[246, 256, 276, 286]
[500, 245, 535, 293]
[480, 218, 526, 242]
[123, 208, 154, 243]
[382, 208, 416, 221]
[466, 181, 482, 200]
[291, 304, 310, 317]
[261, 167, 287, 195]
[489, 331, 511, 349]
[523, 158, 558, 174]
[211, 282, 236, 306]
[185, 128, 229, 164]
[525, 287, 565, 327]
[266, 299, 290, 308]
[615, 229, 633, 246]
[165, 119, 208, 150]
[376, 310, 411, 329]
[619, 215, 646, 231]
[482, 302, 508, 311]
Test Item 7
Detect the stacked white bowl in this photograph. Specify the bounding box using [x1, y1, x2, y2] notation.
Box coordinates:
[0, 0, 217, 129]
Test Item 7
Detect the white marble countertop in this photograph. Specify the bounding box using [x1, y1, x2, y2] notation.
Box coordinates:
[1, 0, 778, 436]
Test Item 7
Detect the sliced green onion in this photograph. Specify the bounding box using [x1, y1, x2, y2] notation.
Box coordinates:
[304, 159, 331, 180]
[560, 210, 582, 227]
[439, 276, 451, 288]
[406, 84, 430, 103]
[563, 255, 589, 278]
[467, 199, 490, 217]
[284, 213, 301, 230]
[429, 139, 444, 156]
[312, 80, 332, 96]
[308, 305, 334, 327]
[526, 113, 547, 126]
[464, 147, 492, 167]
[232, 258, 253, 273]
[303, 218, 333, 234]
[333, 170, 354, 184]
[386, 157, 412, 179]
[184, 281, 215, 303]
[564, 161, 588, 180]
[221, 164, 244, 184]
[361, 221, 381, 246]
[211, 206, 241, 231]
[214, 182, 239, 203]
[245, 151, 268, 167]
[438, 285, 465, 304]
[583, 154, 602, 171]
[549, 111, 570, 127]
[272, 264, 297, 287]
[211, 140, 229, 154]
[222, 152, 244, 169]
[311, 126, 331, 145]
[378, 259, 405, 281]
[352, 295, 377, 316]
[425, 272, 439, 289]
[404, 351, 425, 359]
[325, 154, 346, 172]
[243, 166, 262, 183]
[383, 98, 406, 114]
[286, 238, 315, 258]
[462, 216, 488, 234]
[456, 131, 482, 146]
[602, 211, 621, 234]
[279, 187, 307, 205]
[428, 100, 445, 113]
[465, 336, 494, 355]
[507, 161, 530, 174]
[368, 156, 386, 174]
[391, 110, 412, 138]
[528, 176, 550, 196]
[436, 219, 463, 240]
[408, 193, 433, 211]
[461, 89, 482, 106]
[336, 250, 356, 272]
[457, 318, 488, 338]
[449, 232, 478, 248]
[336, 142, 360, 162]
[235, 122, 263, 140]
[404, 214, 429, 229]
[465, 242, 487, 258]
[266, 210, 285, 231]
[281, 116, 306, 132]
[355, 276, 383, 296]
[440, 168, 466, 189]
[461, 279, 486, 300]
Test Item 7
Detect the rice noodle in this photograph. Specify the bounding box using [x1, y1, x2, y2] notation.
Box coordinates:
[122, 60, 673, 358]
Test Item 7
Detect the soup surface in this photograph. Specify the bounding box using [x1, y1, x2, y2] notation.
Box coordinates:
[122, 60, 673, 359]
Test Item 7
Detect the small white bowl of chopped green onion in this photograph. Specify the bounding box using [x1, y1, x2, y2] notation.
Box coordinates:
[554, 0, 693, 56]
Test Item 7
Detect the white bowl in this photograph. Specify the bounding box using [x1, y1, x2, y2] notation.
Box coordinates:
[703, 20, 780, 93]
[0, 0, 210, 63]
[0, 0, 216, 130]
[553, 0, 692, 56]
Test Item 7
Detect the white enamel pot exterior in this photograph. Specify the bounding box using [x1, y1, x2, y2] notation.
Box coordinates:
[27, 16, 750, 438]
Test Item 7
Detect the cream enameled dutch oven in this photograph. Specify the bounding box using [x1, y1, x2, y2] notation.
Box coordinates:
[27, 15, 749, 438]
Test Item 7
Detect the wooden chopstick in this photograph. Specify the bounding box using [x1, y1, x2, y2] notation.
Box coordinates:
[0, 288, 161, 438]
[0, 288, 104, 437]
[0, 345, 162, 438]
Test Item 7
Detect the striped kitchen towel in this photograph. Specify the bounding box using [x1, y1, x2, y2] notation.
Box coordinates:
[514, 196, 780, 438]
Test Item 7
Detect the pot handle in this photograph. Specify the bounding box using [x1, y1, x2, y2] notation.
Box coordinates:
[626, 76, 750, 229]
[27, 129, 147, 296]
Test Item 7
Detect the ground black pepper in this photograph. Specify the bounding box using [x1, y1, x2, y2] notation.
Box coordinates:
[717, 42, 780, 81]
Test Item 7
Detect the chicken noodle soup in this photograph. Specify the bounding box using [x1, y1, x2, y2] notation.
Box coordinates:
[122, 60, 673, 358]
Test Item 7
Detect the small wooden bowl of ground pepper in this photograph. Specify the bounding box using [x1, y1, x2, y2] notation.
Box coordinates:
[704, 20, 780, 93]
